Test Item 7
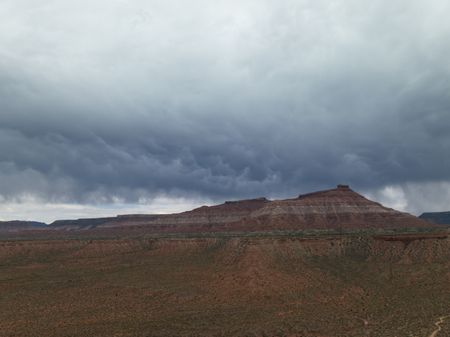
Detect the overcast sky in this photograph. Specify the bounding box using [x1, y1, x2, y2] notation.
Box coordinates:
[1, 0, 450, 222]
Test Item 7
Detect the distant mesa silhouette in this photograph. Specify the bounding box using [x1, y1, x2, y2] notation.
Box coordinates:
[420, 211, 450, 225]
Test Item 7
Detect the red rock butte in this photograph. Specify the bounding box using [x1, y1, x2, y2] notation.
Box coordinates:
[238, 184, 431, 231]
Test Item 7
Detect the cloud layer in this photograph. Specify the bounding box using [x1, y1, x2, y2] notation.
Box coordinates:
[1, 0, 450, 220]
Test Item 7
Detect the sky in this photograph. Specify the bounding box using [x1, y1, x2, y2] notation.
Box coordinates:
[1, 0, 450, 223]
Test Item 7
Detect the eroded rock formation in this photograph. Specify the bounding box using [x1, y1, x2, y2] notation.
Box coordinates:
[45, 185, 434, 233]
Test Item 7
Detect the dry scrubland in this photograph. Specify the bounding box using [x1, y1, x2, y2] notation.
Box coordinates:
[1, 233, 450, 337]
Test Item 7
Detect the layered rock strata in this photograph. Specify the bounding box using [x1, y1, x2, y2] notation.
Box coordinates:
[47, 185, 434, 232]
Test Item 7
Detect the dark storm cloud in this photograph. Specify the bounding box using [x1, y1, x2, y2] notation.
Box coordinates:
[1, 0, 450, 214]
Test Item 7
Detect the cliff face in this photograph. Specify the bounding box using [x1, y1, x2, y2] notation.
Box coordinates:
[420, 211, 450, 225]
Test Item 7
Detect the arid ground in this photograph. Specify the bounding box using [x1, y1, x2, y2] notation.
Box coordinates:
[1, 232, 449, 337]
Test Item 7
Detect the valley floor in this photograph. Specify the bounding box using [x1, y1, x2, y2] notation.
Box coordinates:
[0, 233, 449, 337]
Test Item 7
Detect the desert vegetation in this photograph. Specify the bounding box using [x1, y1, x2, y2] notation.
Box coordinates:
[1, 232, 449, 337]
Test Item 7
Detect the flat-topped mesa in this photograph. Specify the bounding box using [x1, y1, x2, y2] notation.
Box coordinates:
[143, 197, 271, 229]
[93, 198, 271, 230]
[419, 211, 450, 225]
[189, 197, 270, 213]
[51, 217, 115, 229]
[237, 185, 433, 231]
[47, 198, 272, 231]
[0, 221, 47, 232]
[44, 185, 436, 233]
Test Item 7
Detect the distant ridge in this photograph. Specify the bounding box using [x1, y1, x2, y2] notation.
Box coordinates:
[51, 217, 116, 229]
[0, 221, 47, 232]
[420, 212, 450, 225]
[48, 197, 270, 231]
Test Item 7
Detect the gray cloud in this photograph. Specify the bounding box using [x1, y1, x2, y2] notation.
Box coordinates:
[1, 0, 450, 219]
